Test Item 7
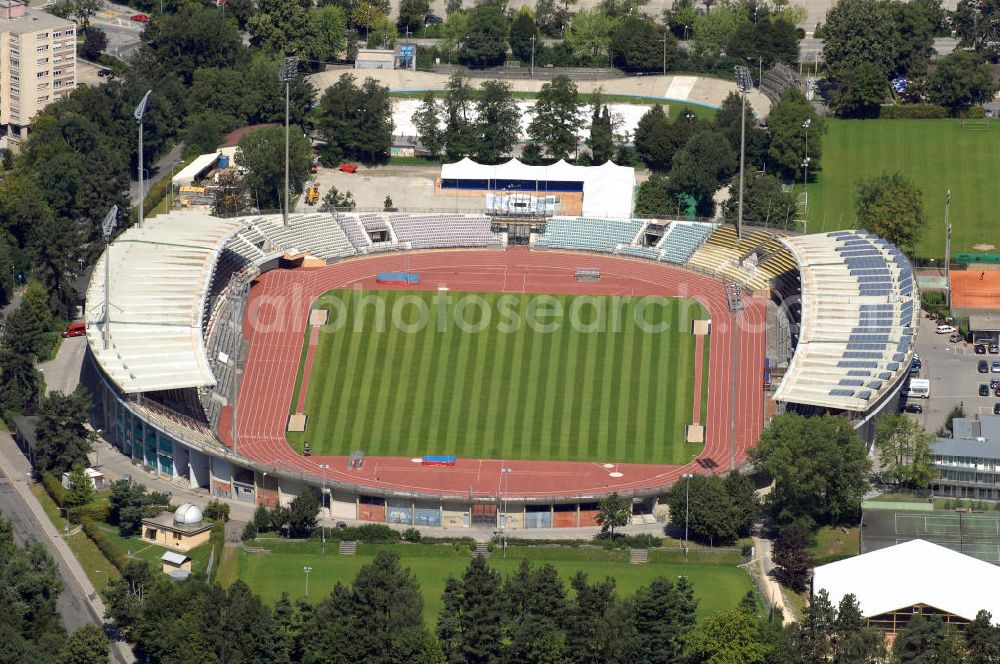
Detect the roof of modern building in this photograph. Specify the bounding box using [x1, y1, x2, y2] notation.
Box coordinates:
[932, 415, 1000, 458]
[0, 6, 75, 34]
[970, 312, 1000, 332]
[774, 230, 916, 412]
[84, 213, 247, 393]
[813, 539, 1000, 622]
[161, 551, 190, 566]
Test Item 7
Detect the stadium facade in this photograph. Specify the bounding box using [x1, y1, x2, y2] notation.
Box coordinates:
[84, 211, 916, 528]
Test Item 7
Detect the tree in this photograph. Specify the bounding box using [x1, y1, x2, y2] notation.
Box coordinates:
[610, 16, 676, 73]
[314, 5, 349, 61]
[71, 0, 101, 27]
[64, 465, 94, 510]
[596, 492, 631, 537]
[413, 92, 444, 159]
[398, 0, 431, 34]
[587, 96, 614, 164]
[766, 88, 823, 181]
[632, 576, 697, 664]
[892, 614, 949, 662]
[966, 610, 1000, 664]
[347, 551, 427, 660]
[458, 556, 504, 664]
[723, 172, 796, 228]
[319, 186, 356, 211]
[317, 73, 393, 165]
[503, 562, 570, 663]
[667, 131, 737, 218]
[634, 105, 673, 172]
[565, 8, 616, 65]
[821, 0, 899, 78]
[443, 74, 477, 160]
[713, 92, 769, 169]
[772, 526, 813, 592]
[788, 589, 836, 662]
[955, 0, 1000, 60]
[928, 51, 996, 115]
[80, 29, 107, 61]
[236, 125, 312, 211]
[832, 593, 886, 663]
[509, 8, 539, 62]
[35, 388, 92, 475]
[458, 2, 509, 68]
[565, 572, 617, 663]
[286, 490, 320, 539]
[855, 171, 925, 251]
[891, 1, 936, 76]
[693, 4, 745, 59]
[749, 413, 870, 529]
[830, 61, 887, 118]
[684, 608, 772, 664]
[528, 76, 584, 160]
[475, 80, 520, 163]
[635, 174, 672, 216]
[56, 623, 109, 664]
[107, 480, 170, 535]
[144, 4, 245, 84]
[874, 414, 933, 489]
[726, 17, 800, 69]
[664, 474, 753, 546]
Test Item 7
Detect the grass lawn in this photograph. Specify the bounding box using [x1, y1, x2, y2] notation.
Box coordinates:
[29, 484, 120, 593]
[234, 541, 751, 621]
[808, 119, 1000, 258]
[288, 290, 707, 464]
[811, 525, 860, 566]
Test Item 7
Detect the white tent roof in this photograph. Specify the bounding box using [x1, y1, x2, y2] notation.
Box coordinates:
[172, 153, 221, 187]
[85, 212, 246, 393]
[813, 539, 1000, 622]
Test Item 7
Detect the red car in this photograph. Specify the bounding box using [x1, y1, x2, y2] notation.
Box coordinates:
[338, 163, 357, 174]
[130, 13, 149, 22]
[61, 323, 86, 338]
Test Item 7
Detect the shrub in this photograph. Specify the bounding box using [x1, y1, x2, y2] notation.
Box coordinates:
[879, 103, 950, 119]
[80, 518, 127, 572]
[401, 527, 422, 542]
[241, 522, 258, 541]
[203, 500, 230, 523]
[40, 472, 66, 508]
[622, 533, 663, 549]
[70, 501, 111, 523]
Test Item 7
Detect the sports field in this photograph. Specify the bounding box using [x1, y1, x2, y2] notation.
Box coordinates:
[807, 119, 1000, 258]
[230, 541, 751, 621]
[288, 290, 708, 464]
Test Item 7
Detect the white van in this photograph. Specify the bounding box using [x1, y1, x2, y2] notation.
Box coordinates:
[906, 378, 930, 399]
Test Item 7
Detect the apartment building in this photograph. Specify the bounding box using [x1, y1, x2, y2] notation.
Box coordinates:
[930, 415, 1000, 500]
[0, 0, 76, 152]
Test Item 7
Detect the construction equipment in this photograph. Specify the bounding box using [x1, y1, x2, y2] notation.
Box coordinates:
[306, 182, 320, 206]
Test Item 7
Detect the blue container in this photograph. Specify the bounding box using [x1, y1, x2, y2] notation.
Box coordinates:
[218, 155, 230, 169]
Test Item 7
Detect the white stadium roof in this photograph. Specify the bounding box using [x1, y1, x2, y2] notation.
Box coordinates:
[813, 539, 1000, 622]
[85, 213, 246, 393]
[773, 230, 916, 412]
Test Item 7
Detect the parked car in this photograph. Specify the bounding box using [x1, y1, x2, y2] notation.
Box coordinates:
[130, 13, 148, 21]
[335, 521, 347, 529]
[980, 384, 990, 397]
[424, 13, 443, 24]
[97, 68, 113, 78]
[995, 386, 1000, 397]
[61, 323, 85, 338]
[993, 361, 1000, 373]
[977, 344, 988, 354]
[338, 163, 357, 173]
[980, 360, 990, 373]
[995, 403, 1000, 415]
[950, 332, 964, 343]
[902, 403, 923, 413]
[936, 324, 957, 334]
[991, 379, 1000, 390]
[992, 343, 1000, 354]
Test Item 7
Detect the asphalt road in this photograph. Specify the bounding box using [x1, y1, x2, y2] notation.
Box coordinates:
[89, 1, 144, 61]
[0, 466, 100, 636]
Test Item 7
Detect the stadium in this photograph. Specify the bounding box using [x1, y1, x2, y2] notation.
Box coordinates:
[84, 202, 917, 529]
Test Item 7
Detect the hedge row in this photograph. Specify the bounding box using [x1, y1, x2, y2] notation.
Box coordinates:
[79, 517, 128, 572]
[40, 472, 66, 507]
[880, 103, 988, 119]
[208, 521, 225, 580]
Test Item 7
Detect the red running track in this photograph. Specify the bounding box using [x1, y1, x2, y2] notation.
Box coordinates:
[230, 249, 767, 499]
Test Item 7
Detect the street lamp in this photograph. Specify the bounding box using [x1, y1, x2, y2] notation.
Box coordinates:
[279, 56, 299, 227]
[500, 467, 512, 557]
[660, 35, 669, 75]
[59, 507, 71, 535]
[682, 473, 693, 560]
[303, 565, 313, 597]
[133, 90, 152, 229]
[530, 35, 536, 79]
[733, 66, 752, 241]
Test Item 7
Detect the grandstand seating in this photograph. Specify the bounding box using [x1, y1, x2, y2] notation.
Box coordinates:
[336, 214, 372, 253]
[534, 216, 644, 253]
[222, 214, 357, 263]
[658, 222, 715, 264]
[686, 226, 797, 291]
[388, 213, 505, 249]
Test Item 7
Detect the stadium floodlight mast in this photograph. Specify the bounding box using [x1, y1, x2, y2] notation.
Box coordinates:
[279, 56, 299, 227]
[101, 205, 119, 351]
[801, 118, 812, 229]
[133, 90, 152, 229]
[944, 190, 952, 308]
[303, 565, 313, 597]
[733, 66, 753, 241]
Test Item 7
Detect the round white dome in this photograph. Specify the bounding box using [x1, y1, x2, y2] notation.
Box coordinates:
[173, 503, 203, 525]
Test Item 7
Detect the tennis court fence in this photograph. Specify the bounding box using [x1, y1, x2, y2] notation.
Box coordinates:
[863, 508, 1000, 564]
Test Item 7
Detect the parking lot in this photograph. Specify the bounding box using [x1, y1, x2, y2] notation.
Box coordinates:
[905, 315, 1000, 433]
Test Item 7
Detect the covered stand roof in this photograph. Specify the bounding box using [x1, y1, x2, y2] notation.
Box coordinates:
[813, 539, 1000, 622]
[85, 213, 246, 393]
[774, 230, 917, 412]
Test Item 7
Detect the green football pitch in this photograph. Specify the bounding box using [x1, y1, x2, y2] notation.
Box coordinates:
[807, 119, 1000, 258]
[287, 290, 708, 465]
[231, 541, 752, 621]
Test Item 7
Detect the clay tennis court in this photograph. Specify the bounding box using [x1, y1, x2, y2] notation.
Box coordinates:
[221, 248, 766, 499]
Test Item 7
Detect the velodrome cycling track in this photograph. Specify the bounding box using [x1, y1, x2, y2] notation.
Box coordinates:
[222, 248, 766, 499]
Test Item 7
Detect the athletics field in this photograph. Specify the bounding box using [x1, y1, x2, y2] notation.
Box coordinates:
[287, 290, 709, 465]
